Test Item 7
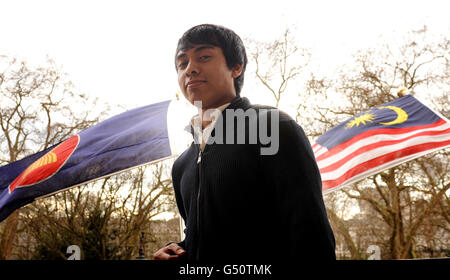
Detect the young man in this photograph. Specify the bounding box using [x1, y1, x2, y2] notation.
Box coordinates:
[154, 24, 335, 262]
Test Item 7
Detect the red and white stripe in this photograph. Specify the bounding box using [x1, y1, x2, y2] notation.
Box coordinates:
[312, 142, 328, 159]
[314, 119, 450, 193]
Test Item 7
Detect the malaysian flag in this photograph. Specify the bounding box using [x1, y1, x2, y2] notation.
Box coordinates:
[313, 95, 450, 193]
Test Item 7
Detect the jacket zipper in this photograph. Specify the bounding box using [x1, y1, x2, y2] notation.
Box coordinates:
[196, 147, 202, 260]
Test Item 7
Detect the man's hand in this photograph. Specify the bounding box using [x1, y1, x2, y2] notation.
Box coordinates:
[154, 243, 186, 260]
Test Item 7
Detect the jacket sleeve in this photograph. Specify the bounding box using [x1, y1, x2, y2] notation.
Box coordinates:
[260, 113, 336, 260]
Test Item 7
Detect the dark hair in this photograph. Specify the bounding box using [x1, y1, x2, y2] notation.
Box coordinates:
[175, 24, 248, 96]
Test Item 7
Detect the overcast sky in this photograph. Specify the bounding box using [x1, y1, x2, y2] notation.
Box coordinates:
[1, 0, 448, 111]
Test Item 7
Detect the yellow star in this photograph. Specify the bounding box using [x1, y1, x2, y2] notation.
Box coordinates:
[345, 113, 376, 129]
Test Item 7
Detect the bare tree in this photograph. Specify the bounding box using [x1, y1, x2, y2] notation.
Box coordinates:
[306, 26, 449, 259]
[0, 55, 108, 259]
[14, 161, 178, 260]
[247, 27, 310, 108]
[324, 191, 363, 259]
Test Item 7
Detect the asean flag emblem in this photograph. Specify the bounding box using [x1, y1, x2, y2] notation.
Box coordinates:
[8, 135, 80, 194]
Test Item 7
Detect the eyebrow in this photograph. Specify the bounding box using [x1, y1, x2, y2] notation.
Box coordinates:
[176, 45, 215, 62]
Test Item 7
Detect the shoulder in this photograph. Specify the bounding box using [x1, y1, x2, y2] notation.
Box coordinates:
[249, 104, 295, 123]
[249, 104, 300, 136]
[232, 97, 293, 123]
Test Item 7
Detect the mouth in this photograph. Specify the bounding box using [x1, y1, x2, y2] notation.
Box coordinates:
[186, 80, 206, 89]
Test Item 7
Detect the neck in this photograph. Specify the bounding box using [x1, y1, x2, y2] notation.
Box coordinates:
[198, 96, 237, 129]
[200, 95, 236, 115]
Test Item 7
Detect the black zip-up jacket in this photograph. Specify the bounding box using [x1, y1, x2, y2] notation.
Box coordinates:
[172, 96, 335, 262]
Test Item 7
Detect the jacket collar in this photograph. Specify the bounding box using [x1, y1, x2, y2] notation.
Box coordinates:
[183, 96, 251, 136]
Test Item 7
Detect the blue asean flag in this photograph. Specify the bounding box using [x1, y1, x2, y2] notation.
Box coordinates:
[0, 100, 172, 222]
[312, 95, 450, 193]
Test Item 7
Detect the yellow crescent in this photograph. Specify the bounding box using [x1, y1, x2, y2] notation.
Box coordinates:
[377, 106, 408, 125]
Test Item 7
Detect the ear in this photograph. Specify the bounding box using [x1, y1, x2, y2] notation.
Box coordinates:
[231, 64, 243, 79]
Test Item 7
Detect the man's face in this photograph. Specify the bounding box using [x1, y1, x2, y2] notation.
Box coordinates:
[176, 44, 242, 110]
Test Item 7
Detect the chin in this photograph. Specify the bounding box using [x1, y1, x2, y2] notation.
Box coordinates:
[189, 94, 209, 108]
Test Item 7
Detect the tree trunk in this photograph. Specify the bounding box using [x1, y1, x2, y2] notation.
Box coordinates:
[327, 208, 362, 259]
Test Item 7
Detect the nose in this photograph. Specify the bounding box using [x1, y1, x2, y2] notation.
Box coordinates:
[185, 60, 199, 77]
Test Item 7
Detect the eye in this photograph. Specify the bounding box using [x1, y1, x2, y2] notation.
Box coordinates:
[200, 55, 211, 60]
[177, 61, 188, 69]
